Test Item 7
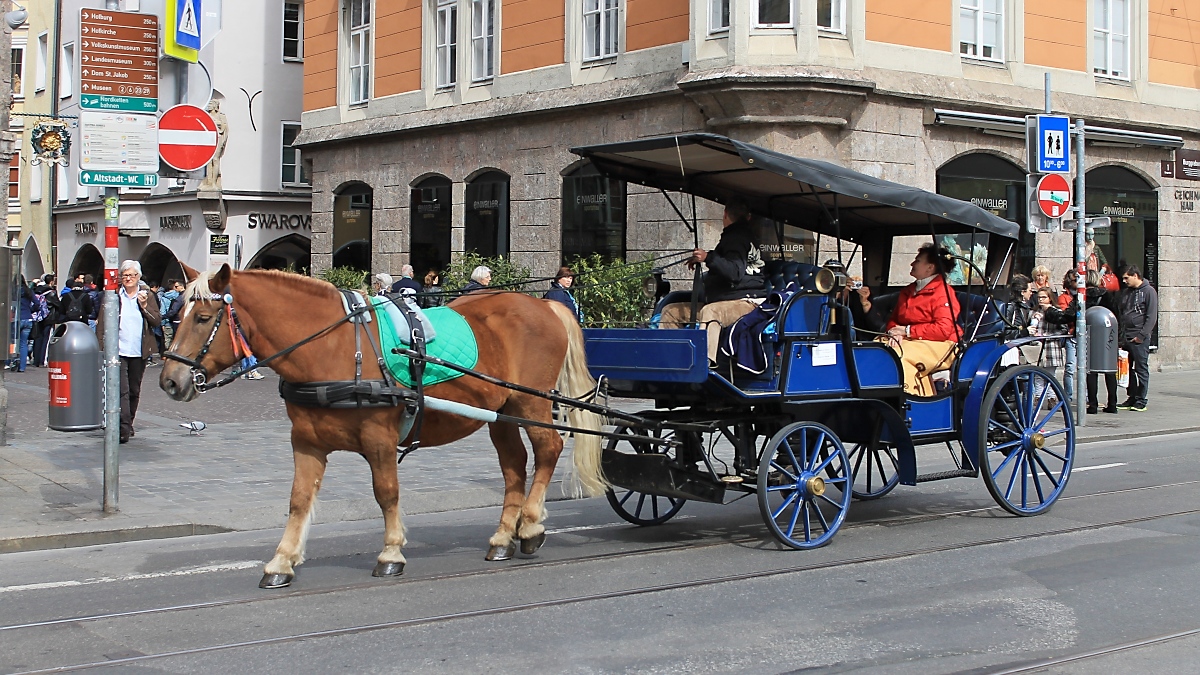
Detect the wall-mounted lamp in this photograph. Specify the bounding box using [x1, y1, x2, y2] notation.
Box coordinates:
[5, 3, 28, 30]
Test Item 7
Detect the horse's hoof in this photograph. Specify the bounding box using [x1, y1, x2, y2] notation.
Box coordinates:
[259, 573, 293, 589]
[520, 532, 547, 555]
[485, 542, 516, 561]
[372, 561, 405, 577]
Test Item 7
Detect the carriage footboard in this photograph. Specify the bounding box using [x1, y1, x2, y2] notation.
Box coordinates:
[601, 449, 727, 503]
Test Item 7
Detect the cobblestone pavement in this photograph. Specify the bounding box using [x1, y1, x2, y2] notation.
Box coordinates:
[2, 363, 1197, 551]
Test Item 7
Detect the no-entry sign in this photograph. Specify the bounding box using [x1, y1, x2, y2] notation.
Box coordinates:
[158, 104, 218, 172]
[1036, 173, 1072, 219]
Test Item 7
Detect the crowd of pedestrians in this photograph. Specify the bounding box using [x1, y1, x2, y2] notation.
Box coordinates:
[1008, 258, 1158, 414]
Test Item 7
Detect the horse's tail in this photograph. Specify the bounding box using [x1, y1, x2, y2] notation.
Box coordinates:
[546, 300, 608, 498]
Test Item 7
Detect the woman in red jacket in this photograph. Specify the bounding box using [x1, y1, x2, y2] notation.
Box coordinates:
[881, 244, 961, 396]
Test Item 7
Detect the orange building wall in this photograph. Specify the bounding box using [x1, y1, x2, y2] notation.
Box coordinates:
[865, 0, 951, 52]
[303, 0, 338, 111]
[626, 0, 689, 52]
[1149, 1, 1200, 88]
[1025, 1, 1087, 71]
[502, 0, 565, 73]
[375, 1, 423, 97]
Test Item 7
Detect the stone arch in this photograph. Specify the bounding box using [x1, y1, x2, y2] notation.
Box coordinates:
[67, 244, 104, 281]
[247, 233, 312, 272]
[1086, 162, 1158, 190]
[138, 242, 183, 286]
[937, 148, 1028, 174]
[20, 236, 45, 281]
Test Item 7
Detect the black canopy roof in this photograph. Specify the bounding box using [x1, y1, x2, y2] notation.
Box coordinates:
[570, 133, 1019, 241]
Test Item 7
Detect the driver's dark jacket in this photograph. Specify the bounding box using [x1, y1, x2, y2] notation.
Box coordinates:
[702, 220, 765, 302]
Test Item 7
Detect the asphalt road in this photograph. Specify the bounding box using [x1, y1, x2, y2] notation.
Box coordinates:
[2, 430, 1198, 674]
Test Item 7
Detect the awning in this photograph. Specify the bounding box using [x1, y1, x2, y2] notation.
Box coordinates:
[571, 133, 1019, 241]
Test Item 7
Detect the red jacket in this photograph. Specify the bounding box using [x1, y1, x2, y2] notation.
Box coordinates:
[886, 275, 962, 342]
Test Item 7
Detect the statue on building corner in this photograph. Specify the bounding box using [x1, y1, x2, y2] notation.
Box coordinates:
[198, 98, 229, 194]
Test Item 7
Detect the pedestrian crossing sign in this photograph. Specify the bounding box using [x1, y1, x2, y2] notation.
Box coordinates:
[164, 0, 200, 62]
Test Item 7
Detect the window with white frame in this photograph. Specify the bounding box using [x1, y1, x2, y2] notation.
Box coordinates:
[35, 33, 46, 92]
[56, 164, 68, 203]
[282, 123, 309, 186]
[347, 0, 371, 105]
[436, 0, 457, 87]
[60, 43, 75, 98]
[284, 2, 303, 60]
[709, 0, 730, 33]
[756, 0, 792, 27]
[8, 150, 19, 209]
[1093, 0, 1129, 78]
[583, 0, 619, 61]
[471, 0, 495, 82]
[817, 0, 844, 33]
[11, 45, 24, 98]
[29, 161, 41, 203]
[959, 0, 1002, 60]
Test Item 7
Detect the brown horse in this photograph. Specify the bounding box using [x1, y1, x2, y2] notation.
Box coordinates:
[160, 264, 606, 588]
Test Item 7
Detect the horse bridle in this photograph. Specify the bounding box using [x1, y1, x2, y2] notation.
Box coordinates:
[163, 290, 370, 393]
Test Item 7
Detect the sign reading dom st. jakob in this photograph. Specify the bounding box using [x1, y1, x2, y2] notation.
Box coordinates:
[248, 213, 311, 229]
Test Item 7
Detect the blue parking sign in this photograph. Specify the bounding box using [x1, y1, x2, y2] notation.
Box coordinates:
[175, 0, 202, 51]
[1036, 115, 1071, 174]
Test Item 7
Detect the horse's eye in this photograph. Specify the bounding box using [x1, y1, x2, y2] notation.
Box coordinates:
[196, 314, 213, 323]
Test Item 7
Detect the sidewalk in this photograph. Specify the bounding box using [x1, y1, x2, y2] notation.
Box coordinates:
[2, 368, 1197, 553]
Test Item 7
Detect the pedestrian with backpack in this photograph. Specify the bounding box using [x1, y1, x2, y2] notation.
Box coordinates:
[84, 274, 102, 329]
[62, 280, 94, 325]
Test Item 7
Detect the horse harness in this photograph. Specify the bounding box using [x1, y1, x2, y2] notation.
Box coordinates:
[163, 289, 429, 454]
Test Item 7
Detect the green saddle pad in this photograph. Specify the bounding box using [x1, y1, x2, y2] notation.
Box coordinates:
[372, 300, 479, 388]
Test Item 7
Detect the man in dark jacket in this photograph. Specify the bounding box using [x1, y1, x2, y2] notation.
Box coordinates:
[1117, 265, 1157, 412]
[62, 280, 95, 324]
[659, 201, 767, 365]
[390, 264, 423, 296]
[96, 260, 162, 443]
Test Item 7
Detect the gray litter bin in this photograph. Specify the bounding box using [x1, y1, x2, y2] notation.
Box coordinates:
[47, 321, 103, 431]
[1086, 306, 1119, 374]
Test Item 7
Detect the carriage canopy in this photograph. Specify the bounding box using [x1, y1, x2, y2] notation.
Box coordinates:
[570, 134, 1019, 242]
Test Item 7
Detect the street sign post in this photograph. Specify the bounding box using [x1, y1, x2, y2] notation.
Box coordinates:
[79, 9, 158, 113]
[1036, 173, 1072, 219]
[1027, 114, 1072, 174]
[158, 104, 218, 171]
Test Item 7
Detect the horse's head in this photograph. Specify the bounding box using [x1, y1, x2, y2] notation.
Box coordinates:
[161, 263, 240, 401]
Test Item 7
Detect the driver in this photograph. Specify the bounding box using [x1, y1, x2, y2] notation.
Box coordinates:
[659, 200, 766, 366]
[870, 244, 962, 396]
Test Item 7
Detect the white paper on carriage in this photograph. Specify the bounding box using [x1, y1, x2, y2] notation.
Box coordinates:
[812, 343, 837, 367]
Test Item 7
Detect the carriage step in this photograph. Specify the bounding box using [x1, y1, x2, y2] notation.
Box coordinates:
[601, 450, 727, 503]
[914, 469, 977, 483]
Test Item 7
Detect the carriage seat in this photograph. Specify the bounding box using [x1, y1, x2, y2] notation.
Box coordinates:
[864, 290, 1003, 340]
[764, 260, 822, 294]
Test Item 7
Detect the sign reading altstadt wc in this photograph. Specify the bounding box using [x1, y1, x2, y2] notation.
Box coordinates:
[79, 10, 159, 113]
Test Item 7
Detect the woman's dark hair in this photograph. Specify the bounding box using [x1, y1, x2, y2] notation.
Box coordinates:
[917, 243, 955, 276]
[554, 266, 575, 281]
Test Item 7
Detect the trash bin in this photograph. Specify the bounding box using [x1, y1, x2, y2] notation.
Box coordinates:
[48, 321, 103, 431]
[1086, 306, 1118, 374]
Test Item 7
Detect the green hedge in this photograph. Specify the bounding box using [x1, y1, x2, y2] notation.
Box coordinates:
[319, 266, 368, 291]
[567, 254, 655, 328]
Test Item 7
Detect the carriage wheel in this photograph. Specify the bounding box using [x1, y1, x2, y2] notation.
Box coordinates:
[757, 421, 851, 550]
[604, 426, 687, 526]
[843, 420, 900, 500]
[978, 365, 1074, 516]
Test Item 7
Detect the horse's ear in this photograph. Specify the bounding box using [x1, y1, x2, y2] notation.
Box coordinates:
[208, 263, 232, 293]
[181, 263, 201, 283]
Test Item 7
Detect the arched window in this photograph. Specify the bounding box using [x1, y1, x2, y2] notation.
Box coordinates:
[248, 233, 312, 272]
[1086, 165, 1157, 290]
[464, 171, 509, 258]
[561, 162, 626, 261]
[67, 244, 104, 282]
[138, 242, 182, 286]
[936, 153, 1028, 273]
[410, 175, 452, 278]
[333, 183, 373, 271]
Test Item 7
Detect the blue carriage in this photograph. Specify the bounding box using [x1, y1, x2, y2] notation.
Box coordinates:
[572, 134, 1075, 550]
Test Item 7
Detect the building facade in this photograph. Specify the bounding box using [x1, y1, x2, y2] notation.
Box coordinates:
[297, 0, 1200, 368]
[51, 0, 311, 286]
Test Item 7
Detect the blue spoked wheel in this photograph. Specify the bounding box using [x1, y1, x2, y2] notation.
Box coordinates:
[757, 421, 852, 550]
[604, 426, 687, 526]
[845, 420, 899, 500]
[979, 365, 1075, 515]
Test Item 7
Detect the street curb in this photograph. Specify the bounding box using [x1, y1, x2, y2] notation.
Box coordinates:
[0, 524, 233, 554]
[1077, 426, 1200, 444]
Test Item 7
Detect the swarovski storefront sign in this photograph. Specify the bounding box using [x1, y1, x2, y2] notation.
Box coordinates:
[248, 213, 312, 229]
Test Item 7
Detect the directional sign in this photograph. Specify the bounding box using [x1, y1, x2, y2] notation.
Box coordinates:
[80, 111, 160, 174]
[158, 104, 218, 172]
[79, 9, 158, 112]
[1029, 114, 1071, 174]
[79, 170, 159, 188]
[1036, 173, 1072, 219]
